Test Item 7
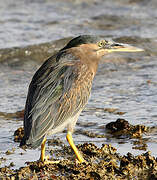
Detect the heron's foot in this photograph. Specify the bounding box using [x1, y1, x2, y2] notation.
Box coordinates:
[76, 153, 85, 163]
[41, 155, 60, 164]
[44, 155, 50, 161]
[43, 159, 60, 164]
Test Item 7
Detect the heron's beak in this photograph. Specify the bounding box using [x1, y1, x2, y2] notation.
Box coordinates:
[106, 42, 143, 53]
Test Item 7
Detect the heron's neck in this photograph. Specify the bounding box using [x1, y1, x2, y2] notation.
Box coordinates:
[69, 46, 100, 75]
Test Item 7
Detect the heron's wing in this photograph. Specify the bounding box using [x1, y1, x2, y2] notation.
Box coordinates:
[23, 52, 93, 148]
[22, 54, 58, 146]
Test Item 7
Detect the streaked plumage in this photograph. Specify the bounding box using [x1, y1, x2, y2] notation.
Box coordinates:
[20, 35, 143, 163]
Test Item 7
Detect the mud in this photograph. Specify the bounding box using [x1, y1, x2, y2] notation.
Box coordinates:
[0, 38, 71, 64]
[8, 120, 156, 179]
[0, 143, 157, 179]
[106, 118, 148, 138]
[0, 110, 24, 120]
[14, 127, 24, 143]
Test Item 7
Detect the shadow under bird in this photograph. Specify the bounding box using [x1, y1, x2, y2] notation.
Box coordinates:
[20, 35, 143, 164]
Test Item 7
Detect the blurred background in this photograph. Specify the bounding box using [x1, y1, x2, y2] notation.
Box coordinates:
[0, 0, 157, 169]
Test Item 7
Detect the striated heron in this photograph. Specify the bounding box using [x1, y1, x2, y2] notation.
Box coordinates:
[20, 35, 143, 163]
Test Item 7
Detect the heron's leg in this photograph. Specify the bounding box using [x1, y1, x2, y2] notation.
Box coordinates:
[66, 131, 84, 163]
[40, 137, 47, 162]
[40, 137, 59, 164]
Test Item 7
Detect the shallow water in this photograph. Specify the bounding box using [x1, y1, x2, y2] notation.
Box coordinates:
[0, 0, 157, 169]
[1, 0, 157, 49]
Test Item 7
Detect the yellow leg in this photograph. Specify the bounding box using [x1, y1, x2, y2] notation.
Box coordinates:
[40, 137, 47, 162]
[40, 137, 59, 164]
[66, 131, 85, 163]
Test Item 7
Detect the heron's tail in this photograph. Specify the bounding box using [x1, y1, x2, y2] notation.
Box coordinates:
[20, 136, 44, 149]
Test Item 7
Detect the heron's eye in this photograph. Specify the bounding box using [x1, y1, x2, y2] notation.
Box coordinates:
[98, 40, 108, 47]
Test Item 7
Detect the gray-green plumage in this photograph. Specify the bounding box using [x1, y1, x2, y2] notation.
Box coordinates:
[20, 35, 98, 148]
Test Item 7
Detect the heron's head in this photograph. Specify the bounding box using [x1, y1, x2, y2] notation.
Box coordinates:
[62, 35, 143, 59]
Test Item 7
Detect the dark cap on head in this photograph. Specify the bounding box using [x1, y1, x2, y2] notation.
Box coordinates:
[61, 35, 101, 51]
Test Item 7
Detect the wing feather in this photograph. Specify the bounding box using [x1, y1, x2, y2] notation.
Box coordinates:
[21, 51, 94, 148]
